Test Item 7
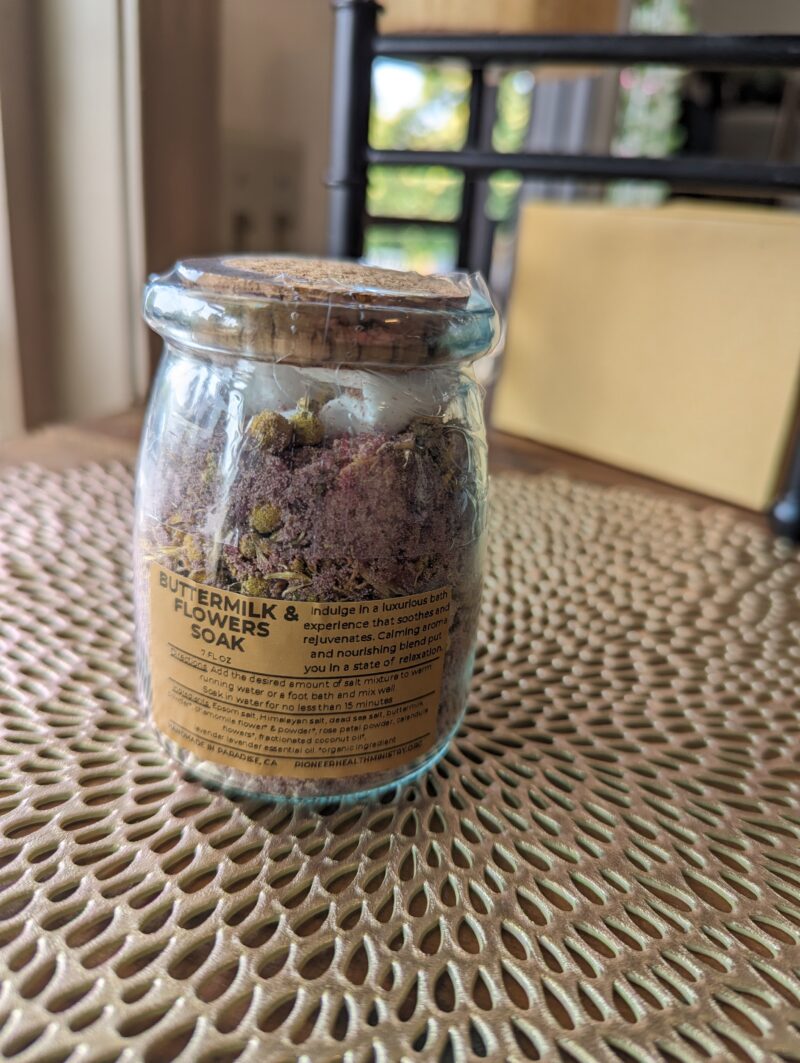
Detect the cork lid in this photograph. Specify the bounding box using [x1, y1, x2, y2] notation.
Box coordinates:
[143, 255, 500, 368]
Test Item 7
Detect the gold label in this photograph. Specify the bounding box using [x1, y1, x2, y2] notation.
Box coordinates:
[148, 563, 451, 780]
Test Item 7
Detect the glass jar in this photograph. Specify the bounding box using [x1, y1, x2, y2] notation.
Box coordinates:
[134, 256, 500, 801]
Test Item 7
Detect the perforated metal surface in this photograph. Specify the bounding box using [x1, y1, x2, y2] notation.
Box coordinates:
[1, 462, 800, 1063]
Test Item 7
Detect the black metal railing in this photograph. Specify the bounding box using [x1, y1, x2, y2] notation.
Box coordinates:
[373, 33, 800, 66]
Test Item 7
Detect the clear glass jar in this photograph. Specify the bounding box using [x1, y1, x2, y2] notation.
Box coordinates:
[134, 256, 500, 801]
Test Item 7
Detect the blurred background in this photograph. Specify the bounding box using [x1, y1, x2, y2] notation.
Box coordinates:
[2, 0, 800, 513]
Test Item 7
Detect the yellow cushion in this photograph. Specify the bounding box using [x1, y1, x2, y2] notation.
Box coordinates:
[492, 201, 800, 509]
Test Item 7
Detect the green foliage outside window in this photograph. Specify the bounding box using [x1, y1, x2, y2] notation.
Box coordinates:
[367, 166, 463, 221]
[368, 60, 471, 151]
[364, 225, 458, 274]
[365, 60, 533, 270]
[610, 0, 693, 204]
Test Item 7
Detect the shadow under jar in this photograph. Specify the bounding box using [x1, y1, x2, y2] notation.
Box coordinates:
[134, 256, 500, 801]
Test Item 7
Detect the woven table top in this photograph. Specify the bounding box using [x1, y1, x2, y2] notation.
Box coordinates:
[1, 461, 800, 1063]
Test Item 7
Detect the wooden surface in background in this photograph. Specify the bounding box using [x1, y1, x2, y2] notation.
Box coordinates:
[0, 408, 765, 532]
[380, 0, 621, 34]
[0, 408, 145, 472]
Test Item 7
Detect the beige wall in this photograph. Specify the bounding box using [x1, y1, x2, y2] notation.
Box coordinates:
[0, 108, 24, 440]
[39, 0, 136, 422]
[220, 0, 333, 255]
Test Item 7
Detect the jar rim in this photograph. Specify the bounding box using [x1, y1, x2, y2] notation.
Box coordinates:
[143, 255, 501, 369]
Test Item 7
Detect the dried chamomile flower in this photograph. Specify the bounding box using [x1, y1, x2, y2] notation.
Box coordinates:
[410, 416, 440, 444]
[261, 568, 310, 584]
[241, 576, 268, 596]
[239, 532, 259, 559]
[248, 409, 293, 452]
[250, 503, 282, 534]
[201, 452, 217, 485]
[290, 408, 324, 446]
[182, 533, 205, 565]
[410, 418, 468, 485]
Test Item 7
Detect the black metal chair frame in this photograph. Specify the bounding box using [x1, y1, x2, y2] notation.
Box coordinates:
[325, 0, 800, 538]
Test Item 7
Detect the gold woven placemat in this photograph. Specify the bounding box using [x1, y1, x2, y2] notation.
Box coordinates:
[1, 462, 800, 1063]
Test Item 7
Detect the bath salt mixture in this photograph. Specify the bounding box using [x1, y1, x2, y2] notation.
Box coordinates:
[135, 256, 499, 800]
[142, 399, 483, 795]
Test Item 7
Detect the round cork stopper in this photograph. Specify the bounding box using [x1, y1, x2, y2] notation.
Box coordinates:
[218, 257, 471, 309]
[144, 256, 499, 370]
[178, 256, 473, 367]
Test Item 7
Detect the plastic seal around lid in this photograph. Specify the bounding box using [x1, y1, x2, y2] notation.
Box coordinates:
[142, 255, 501, 369]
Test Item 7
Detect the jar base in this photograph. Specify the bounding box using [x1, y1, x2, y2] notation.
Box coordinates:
[156, 716, 464, 805]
